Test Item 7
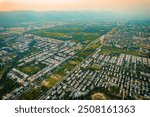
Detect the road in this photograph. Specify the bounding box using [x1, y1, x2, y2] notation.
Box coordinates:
[39, 35, 105, 100]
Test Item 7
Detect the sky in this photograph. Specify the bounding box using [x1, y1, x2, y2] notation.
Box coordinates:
[0, 0, 150, 14]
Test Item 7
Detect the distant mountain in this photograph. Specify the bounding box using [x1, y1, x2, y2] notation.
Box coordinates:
[0, 11, 149, 27]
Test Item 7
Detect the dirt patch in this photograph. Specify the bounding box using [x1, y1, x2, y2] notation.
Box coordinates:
[91, 92, 107, 100]
[41, 80, 49, 87]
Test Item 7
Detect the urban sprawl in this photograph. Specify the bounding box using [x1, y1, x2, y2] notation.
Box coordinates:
[0, 20, 150, 100]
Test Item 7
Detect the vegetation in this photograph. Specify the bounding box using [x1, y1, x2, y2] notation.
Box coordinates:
[19, 88, 42, 100]
[19, 74, 62, 100]
[88, 64, 100, 71]
[99, 46, 148, 57]
[33, 23, 115, 44]
[33, 30, 100, 44]
[0, 65, 10, 79]
[22, 66, 40, 75]
[17, 36, 103, 99]
[109, 86, 120, 95]
[45, 74, 62, 89]
[88, 87, 122, 100]
[18, 62, 46, 75]
[0, 78, 20, 99]
[56, 60, 79, 76]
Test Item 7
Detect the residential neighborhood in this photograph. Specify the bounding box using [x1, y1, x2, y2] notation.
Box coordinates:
[0, 19, 150, 100]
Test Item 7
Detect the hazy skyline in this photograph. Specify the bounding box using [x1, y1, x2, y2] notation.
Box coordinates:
[0, 0, 150, 15]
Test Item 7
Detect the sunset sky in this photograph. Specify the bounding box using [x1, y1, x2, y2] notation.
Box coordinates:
[0, 0, 150, 14]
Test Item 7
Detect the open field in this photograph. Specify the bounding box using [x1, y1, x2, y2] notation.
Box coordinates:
[18, 62, 46, 75]
[99, 46, 148, 57]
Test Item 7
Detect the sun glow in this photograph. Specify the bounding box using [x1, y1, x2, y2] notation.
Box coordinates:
[0, 0, 149, 13]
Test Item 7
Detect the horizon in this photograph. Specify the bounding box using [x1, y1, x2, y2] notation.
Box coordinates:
[0, 10, 149, 17]
[0, 0, 150, 16]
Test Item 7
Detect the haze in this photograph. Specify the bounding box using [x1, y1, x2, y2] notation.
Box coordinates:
[0, 0, 150, 15]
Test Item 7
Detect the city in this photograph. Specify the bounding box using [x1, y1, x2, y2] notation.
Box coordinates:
[0, 12, 150, 100]
[0, 1, 150, 117]
[40, 21, 150, 100]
